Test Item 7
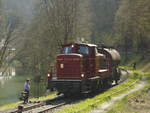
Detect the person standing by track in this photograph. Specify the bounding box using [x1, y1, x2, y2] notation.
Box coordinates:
[133, 62, 136, 70]
[24, 79, 30, 104]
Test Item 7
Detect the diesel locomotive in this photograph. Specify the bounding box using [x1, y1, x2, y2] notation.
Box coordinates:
[47, 42, 120, 96]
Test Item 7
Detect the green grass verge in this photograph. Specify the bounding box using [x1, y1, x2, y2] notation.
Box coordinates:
[107, 84, 150, 113]
[56, 72, 141, 113]
[107, 72, 150, 113]
[0, 92, 57, 111]
[120, 54, 150, 72]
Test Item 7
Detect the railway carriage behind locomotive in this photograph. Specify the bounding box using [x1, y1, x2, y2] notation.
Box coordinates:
[47, 43, 120, 95]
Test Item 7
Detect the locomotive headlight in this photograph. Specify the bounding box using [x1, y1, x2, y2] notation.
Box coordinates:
[72, 45, 74, 48]
[60, 64, 64, 69]
[47, 73, 50, 77]
[81, 74, 84, 78]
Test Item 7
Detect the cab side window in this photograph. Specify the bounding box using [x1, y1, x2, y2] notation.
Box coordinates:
[79, 46, 89, 55]
[95, 47, 98, 54]
[103, 56, 109, 69]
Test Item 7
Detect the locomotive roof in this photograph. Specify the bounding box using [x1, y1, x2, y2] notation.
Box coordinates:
[104, 48, 120, 61]
[62, 43, 97, 47]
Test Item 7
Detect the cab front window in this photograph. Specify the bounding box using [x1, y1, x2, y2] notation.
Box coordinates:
[62, 46, 72, 54]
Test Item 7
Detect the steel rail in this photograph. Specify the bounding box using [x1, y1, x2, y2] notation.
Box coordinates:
[3, 95, 64, 113]
[38, 102, 67, 113]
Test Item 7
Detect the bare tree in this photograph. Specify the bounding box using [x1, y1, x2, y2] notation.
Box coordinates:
[0, 7, 19, 75]
[15, 0, 90, 76]
[40, 0, 79, 44]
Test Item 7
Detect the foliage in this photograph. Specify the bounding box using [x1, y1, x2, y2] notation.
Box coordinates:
[0, 2, 21, 74]
[1, 0, 150, 76]
[8, 0, 150, 77]
[90, 0, 118, 44]
[16, 0, 92, 77]
[115, 0, 150, 53]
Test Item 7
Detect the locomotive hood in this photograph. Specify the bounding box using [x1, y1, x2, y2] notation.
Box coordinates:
[56, 54, 84, 79]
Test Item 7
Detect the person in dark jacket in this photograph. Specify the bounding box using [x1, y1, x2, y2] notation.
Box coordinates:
[24, 79, 30, 104]
[133, 62, 136, 70]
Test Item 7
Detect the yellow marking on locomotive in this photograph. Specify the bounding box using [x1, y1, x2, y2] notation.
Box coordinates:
[60, 64, 64, 69]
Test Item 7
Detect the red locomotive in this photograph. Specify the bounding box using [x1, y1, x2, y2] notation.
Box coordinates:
[47, 43, 120, 96]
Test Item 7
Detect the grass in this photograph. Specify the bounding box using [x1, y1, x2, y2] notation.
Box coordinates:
[56, 71, 141, 113]
[106, 54, 150, 113]
[30, 92, 57, 101]
[107, 84, 150, 113]
[0, 92, 57, 111]
[121, 54, 150, 72]
[106, 72, 150, 113]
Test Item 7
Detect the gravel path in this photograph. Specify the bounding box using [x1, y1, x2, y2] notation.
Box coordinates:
[89, 81, 146, 113]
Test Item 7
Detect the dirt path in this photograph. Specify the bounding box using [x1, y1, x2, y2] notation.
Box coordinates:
[89, 81, 146, 113]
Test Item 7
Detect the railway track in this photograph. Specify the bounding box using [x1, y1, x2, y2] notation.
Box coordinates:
[1, 102, 45, 113]
[2, 95, 66, 113]
[23, 95, 72, 113]
[2, 94, 75, 113]
[23, 102, 67, 113]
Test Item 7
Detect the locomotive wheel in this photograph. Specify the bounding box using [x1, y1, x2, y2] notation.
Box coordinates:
[95, 80, 103, 92]
[115, 79, 118, 85]
[91, 85, 97, 93]
[103, 78, 112, 89]
[96, 80, 103, 92]
[114, 68, 121, 85]
[91, 80, 100, 93]
[108, 79, 112, 87]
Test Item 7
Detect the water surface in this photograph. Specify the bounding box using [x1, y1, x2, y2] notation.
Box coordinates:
[0, 75, 47, 106]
